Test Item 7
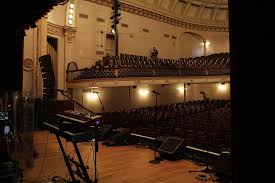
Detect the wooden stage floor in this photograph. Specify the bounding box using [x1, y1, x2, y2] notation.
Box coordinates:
[21, 131, 221, 183]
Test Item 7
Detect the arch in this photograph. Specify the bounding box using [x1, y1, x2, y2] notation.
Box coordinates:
[180, 32, 206, 43]
[67, 62, 78, 72]
[177, 32, 206, 58]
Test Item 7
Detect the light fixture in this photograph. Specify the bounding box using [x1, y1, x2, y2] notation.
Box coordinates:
[68, 19, 73, 25]
[69, 3, 75, 9]
[139, 89, 149, 96]
[177, 87, 185, 94]
[111, 28, 116, 34]
[86, 92, 98, 101]
[69, 8, 74, 14]
[218, 83, 227, 92]
[68, 14, 73, 19]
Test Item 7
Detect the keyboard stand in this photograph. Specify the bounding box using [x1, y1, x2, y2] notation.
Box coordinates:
[56, 134, 92, 183]
[44, 122, 94, 183]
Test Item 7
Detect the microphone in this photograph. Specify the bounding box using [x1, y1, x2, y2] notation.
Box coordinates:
[152, 90, 160, 95]
[200, 91, 206, 95]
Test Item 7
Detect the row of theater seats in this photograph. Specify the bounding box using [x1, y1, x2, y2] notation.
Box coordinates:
[103, 99, 231, 153]
[66, 52, 229, 81]
[93, 52, 229, 69]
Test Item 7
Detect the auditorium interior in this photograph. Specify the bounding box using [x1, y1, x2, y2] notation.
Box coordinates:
[3, 0, 275, 182]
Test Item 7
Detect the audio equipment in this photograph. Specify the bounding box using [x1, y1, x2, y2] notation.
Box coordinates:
[100, 125, 113, 140]
[106, 128, 131, 146]
[157, 137, 185, 161]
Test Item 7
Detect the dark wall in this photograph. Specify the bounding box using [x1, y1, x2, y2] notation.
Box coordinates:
[229, 0, 275, 183]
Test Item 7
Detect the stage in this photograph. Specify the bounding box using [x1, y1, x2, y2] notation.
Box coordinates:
[21, 131, 219, 183]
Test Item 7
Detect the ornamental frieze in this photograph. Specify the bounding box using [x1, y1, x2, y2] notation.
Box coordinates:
[86, 0, 228, 32]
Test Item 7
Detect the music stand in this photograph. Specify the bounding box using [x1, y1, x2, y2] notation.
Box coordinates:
[57, 89, 99, 183]
[188, 92, 215, 182]
[149, 90, 162, 164]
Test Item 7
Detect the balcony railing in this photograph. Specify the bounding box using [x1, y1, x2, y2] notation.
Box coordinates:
[66, 67, 230, 82]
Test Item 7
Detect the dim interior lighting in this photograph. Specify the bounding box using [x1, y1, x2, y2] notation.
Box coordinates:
[139, 89, 149, 96]
[86, 92, 98, 101]
[68, 19, 73, 25]
[201, 41, 210, 46]
[69, 3, 75, 9]
[69, 8, 74, 14]
[177, 87, 185, 94]
[218, 83, 227, 92]
[96, 120, 101, 126]
[111, 28, 116, 34]
[68, 14, 73, 19]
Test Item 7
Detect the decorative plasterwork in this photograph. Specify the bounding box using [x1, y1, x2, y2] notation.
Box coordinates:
[47, 22, 77, 42]
[86, 0, 228, 32]
[47, 22, 64, 36]
[64, 26, 77, 43]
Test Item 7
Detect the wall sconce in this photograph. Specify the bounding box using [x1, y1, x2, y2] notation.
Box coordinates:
[139, 89, 149, 97]
[218, 83, 227, 92]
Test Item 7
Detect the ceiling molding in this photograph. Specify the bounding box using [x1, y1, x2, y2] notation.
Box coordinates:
[85, 0, 228, 32]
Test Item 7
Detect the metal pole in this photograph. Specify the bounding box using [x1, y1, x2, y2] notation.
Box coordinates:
[184, 83, 187, 102]
[115, 28, 118, 56]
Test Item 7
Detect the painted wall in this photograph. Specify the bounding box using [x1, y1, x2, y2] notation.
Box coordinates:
[73, 0, 229, 68]
[47, 4, 67, 26]
[23, 28, 38, 97]
[76, 83, 230, 113]
[23, 0, 230, 100]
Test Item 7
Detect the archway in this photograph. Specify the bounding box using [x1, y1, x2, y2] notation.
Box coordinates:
[177, 32, 205, 58]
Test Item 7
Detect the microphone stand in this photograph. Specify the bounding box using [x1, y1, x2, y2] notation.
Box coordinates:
[94, 92, 105, 114]
[57, 90, 99, 183]
[149, 91, 162, 164]
[188, 92, 215, 182]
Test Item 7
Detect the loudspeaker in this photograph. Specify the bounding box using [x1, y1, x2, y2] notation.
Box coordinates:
[39, 54, 52, 67]
[101, 125, 113, 140]
[157, 137, 185, 161]
[108, 128, 131, 145]
[213, 151, 232, 177]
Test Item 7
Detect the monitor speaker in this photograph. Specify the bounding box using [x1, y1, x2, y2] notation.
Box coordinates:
[157, 137, 185, 161]
[108, 128, 131, 145]
[101, 125, 113, 140]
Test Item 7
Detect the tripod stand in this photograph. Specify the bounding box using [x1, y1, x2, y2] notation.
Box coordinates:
[57, 89, 99, 183]
[149, 90, 163, 164]
[189, 92, 215, 182]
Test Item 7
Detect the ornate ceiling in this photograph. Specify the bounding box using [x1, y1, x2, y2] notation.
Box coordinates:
[123, 0, 228, 27]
